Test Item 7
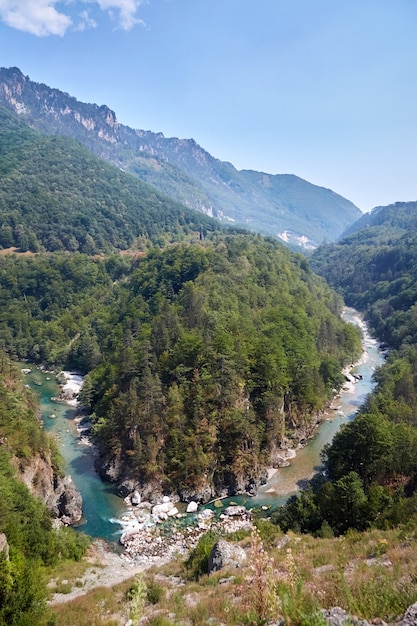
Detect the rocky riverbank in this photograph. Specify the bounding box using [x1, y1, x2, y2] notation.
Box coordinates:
[120, 502, 253, 561]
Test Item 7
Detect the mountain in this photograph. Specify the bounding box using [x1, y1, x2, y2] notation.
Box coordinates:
[0, 106, 219, 253]
[340, 200, 417, 241]
[0, 66, 362, 248]
[271, 202, 417, 542]
[311, 201, 417, 347]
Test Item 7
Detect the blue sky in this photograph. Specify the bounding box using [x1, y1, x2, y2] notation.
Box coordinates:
[1, 0, 417, 212]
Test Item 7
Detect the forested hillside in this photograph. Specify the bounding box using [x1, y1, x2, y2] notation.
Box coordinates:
[273, 203, 417, 535]
[0, 67, 362, 247]
[79, 235, 360, 501]
[0, 234, 360, 502]
[0, 354, 89, 625]
[0, 106, 219, 253]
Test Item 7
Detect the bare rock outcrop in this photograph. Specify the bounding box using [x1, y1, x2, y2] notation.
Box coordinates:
[0, 533, 9, 559]
[18, 453, 82, 525]
[208, 539, 247, 573]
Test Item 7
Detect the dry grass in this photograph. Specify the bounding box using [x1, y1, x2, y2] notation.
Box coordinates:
[45, 522, 417, 626]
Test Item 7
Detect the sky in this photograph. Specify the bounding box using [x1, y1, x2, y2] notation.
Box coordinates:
[0, 0, 417, 213]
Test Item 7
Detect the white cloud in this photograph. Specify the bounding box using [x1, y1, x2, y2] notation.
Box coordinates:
[0, 0, 72, 36]
[75, 9, 97, 31]
[94, 0, 146, 30]
[0, 0, 146, 36]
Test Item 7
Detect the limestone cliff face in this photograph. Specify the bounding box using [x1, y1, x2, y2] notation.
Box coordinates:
[18, 452, 82, 525]
[0, 66, 361, 246]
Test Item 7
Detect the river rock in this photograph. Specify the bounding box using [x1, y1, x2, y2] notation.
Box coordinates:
[208, 539, 247, 573]
[152, 502, 174, 516]
[197, 509, 214, 521]
[223, 505, 247, 517]
[186, 501, 198, 513]
[167, 506, 179, 517]
[131, 490, 141, 505]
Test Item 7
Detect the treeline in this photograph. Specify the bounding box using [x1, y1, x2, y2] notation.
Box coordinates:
[0, 354, 89, 625]
[0, 106, 219, 253]
[274, 204, 417, 535]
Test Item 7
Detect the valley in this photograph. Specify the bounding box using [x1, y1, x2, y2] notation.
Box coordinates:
[1, 69, 417, 626]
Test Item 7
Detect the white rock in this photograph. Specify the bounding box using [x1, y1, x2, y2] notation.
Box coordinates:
[152, 502, 172, 515]
[167, 507, 179, 517]
[198, 509, 214, 520]
[131, 490, 141, 505]
[186, 501, 199, 513]
[162, 495, 171, 503]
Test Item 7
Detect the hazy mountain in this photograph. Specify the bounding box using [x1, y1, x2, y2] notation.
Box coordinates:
[340, 200, 417, 241]
[0, 66, 362, 248]
[310, 201, 417, 313]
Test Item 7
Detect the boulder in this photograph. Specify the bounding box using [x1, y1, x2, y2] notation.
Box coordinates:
[321, 607, 372, 625]
[152, 501, 173, 516]
[131, 490, 141, 505]
[186, 500, 199, 513]
[197, 509, 214, 521]
[397, 602, 417, 626]
[223, 505, 247, 517]
[208, 539, 247, 573]
[167, 506, 179, 517]
[57, 476, 83, 524]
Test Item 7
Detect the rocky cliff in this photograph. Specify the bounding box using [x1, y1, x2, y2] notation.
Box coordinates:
[0, 66, 362, 248]
[18, 452, 82, 525]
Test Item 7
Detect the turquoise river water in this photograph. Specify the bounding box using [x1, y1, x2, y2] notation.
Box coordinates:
[23, 308, 385, 541]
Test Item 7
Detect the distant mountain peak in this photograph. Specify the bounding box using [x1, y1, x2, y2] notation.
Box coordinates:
[0, 66, 362, 247]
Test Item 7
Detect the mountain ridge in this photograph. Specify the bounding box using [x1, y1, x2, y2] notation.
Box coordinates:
[0, 105, 220, 253]
[0, 66, 362, 248]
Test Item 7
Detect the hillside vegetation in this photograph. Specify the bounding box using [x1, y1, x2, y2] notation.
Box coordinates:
[274, 203, 417, 535]
[0, 106, 219, 254]
[45, 521, 417, 626]
[0, 234, 360, 501]
[80, 234, 360, 500]
[0, 354, 89, 626]
[0, 67, 361, 247]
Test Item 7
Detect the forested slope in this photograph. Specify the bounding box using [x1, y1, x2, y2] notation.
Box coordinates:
[0, 67, 362, 247]
[274, 203, 417, 535]
[0, 106, 219, 253]
[0, 354, 89, 625]
[0, 234, 360, 502]
[78, 234, 360, 501]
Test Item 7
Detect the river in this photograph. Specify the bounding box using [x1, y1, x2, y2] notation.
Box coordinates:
[21, 368, 127, 540]
[23, 307, 385, 540]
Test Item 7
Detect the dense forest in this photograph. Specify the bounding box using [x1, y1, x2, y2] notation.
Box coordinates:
[272, 203, 417, 535]
[0, 234, 361, 502]
[0, 106, 218, 254]
[81, 235, 360, 500]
